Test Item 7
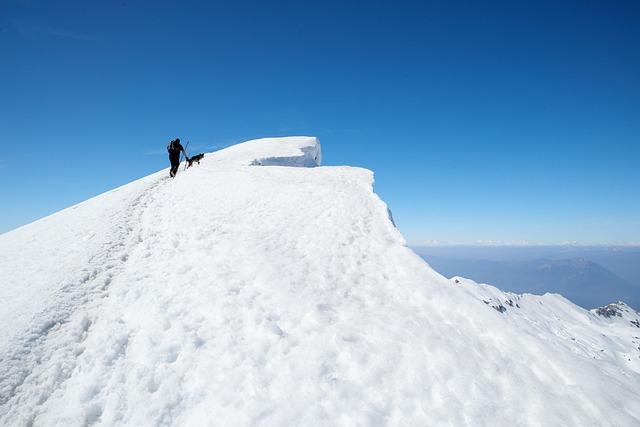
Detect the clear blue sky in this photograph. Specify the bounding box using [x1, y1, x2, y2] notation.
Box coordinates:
[1, 0, 639, 244]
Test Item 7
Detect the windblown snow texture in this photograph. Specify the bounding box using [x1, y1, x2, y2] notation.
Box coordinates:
[1, 136, 639, 426]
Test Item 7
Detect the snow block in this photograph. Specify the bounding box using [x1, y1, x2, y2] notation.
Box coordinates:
[215, 136, 321, 167]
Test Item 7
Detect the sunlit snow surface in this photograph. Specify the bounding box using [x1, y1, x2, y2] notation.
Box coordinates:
[1, 137, 639, 426]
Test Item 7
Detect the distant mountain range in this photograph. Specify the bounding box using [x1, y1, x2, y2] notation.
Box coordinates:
[415, 253, 639, 310]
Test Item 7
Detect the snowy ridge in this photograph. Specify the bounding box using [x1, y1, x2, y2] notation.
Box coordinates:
[214, 136, 321, 167]
[0, 174, 166, 406]
[451, 276, 640, 375]
[593, 301, 640, 324]
[1, 136, 639, 426]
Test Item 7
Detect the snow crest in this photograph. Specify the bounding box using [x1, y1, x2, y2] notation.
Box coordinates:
[215, 136, 321, 167]
[1, 136, 639, 426]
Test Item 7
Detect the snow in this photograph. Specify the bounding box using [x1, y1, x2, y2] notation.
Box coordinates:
[451, 277, 640, 375]
[211, 136, 321, 167]
[1, 136, 639, 426]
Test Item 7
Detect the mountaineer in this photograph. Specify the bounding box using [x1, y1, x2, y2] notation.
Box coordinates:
[167, 138, 189, 178]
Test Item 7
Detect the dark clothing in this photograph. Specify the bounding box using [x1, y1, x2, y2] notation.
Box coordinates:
[167, 140, 187, 177]
[169, 152, 181, 177]
[168, 140, 185, 155]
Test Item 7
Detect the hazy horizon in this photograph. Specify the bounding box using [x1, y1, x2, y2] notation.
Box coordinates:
[412, 244, 640, 310]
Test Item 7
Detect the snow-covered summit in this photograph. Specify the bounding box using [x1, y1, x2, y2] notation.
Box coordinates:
[1, 137, 639, 426]
[213, 136, 321, 167]
[593, 301, 638, 320]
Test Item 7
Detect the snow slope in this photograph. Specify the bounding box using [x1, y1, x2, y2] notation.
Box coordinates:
[1, 136, 639, 426]
[451, 277, 640, 375]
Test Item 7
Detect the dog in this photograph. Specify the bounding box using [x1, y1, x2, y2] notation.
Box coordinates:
[186, 153, 204, 168]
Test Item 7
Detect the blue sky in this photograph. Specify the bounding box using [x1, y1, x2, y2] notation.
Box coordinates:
[1, 0, 639, 244]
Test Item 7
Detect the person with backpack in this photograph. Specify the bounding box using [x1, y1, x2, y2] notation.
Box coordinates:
[167, 138, 189, 178]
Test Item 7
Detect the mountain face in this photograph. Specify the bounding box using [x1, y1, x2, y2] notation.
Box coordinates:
[417, 254, 639, 310]
[1, 137, 639, 426]
[450, 276, 640, 371]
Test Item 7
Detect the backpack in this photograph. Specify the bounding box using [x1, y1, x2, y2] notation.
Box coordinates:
[167, 140, 179, 153]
